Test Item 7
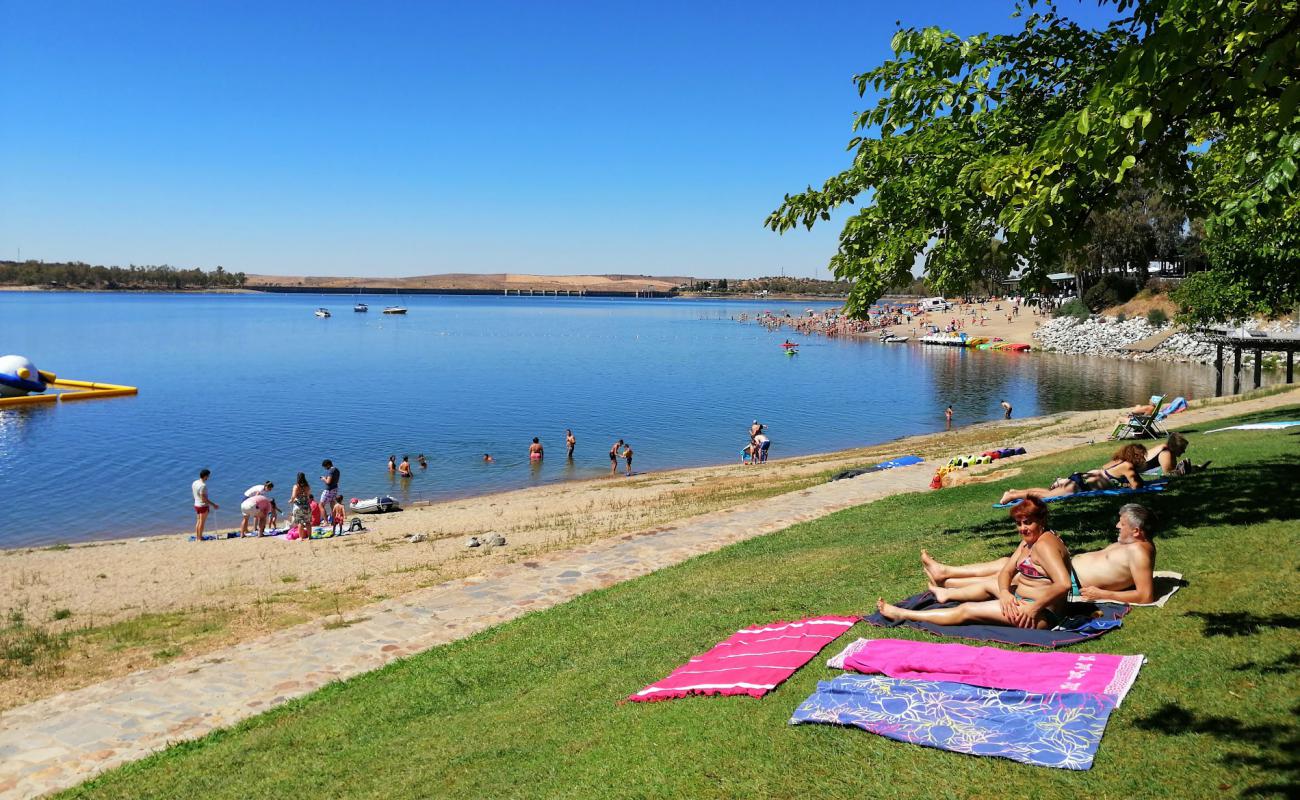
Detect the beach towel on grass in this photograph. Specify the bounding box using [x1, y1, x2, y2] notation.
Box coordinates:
[993, 480, 1168, 508]
[628, 616, 858, 702]
[830, 456, 923, 482]
[790, 674, 1116, 770]
[1206, 420, 1300, 433]
[826, 639, 1144, 706]
[864, 592, 1129, 648]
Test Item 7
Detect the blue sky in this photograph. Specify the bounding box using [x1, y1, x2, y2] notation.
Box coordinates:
[0, 1, 1116, 279]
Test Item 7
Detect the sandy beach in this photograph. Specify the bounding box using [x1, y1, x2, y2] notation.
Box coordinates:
[5, 385, 1297, 713]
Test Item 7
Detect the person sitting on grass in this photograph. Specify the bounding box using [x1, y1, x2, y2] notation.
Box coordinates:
[876, 497, 1074, 629]
[921, 503, 1158, 604]
[997, 444, 1148, 506]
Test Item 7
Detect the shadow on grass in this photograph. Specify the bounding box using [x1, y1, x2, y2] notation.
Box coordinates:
[1184, 611, 1300, 638]
[1134, 702, 1299, 798]
[1231, 651, 1300, 674]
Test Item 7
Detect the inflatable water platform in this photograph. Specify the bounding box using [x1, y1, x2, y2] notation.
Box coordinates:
[0, 355, 138, 407]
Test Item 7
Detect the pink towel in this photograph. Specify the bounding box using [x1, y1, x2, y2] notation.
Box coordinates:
[629, 616, 859, 702]
[828, 638, 1144, 706]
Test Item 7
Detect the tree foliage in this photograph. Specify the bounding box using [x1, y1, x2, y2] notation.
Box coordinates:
[0, 260, 247, 290]
[767, 0, 1300, 320]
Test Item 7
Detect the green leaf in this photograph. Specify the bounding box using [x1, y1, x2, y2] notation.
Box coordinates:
[1076, 109, 1090, 135]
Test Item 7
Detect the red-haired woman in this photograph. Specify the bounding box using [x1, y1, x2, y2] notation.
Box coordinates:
[877, 497, 1075, 629]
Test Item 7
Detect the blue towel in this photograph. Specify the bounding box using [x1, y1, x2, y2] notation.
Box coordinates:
[993, 480, 1168, 508]
[864, 592, 1129, 648]
[874, 455, 924, 470]
[790, 674, 1116, 770]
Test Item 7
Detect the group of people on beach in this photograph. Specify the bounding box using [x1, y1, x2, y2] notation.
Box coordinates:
[191, 459, 345, 542]
[877, 427, 1199, 630]
[741, 420, 771, 464]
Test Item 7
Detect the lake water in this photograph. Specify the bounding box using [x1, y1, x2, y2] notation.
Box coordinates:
[1, 291, 1237, 547]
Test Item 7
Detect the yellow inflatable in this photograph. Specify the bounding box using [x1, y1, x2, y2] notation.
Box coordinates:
[0, 355, 137, 407]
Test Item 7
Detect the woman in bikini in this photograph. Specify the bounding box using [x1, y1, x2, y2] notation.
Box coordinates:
[997, 443, 1148, 506]
[877, 496, 1074, 629]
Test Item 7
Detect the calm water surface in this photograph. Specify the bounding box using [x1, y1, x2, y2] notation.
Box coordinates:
[1, 292, 1234, 546]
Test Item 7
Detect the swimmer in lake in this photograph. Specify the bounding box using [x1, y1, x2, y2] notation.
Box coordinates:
[483, 453, 494, 463]
[529, 438, 544, 460]
[566, 429, 576, 458]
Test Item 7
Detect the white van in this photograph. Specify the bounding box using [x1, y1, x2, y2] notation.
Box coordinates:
[918, 297, 950, 312]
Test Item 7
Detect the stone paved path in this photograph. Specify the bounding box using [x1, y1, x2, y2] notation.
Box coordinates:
[2, 388, 1295, 799]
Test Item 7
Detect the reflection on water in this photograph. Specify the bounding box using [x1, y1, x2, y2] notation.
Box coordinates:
[0, 291, 1275, 546]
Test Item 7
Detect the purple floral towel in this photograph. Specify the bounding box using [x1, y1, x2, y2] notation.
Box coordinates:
[790, 674, 1116, 769]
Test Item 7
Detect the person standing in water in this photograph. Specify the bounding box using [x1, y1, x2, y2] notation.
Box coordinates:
[565, 429, 576, 458]
[609, 439, 624, 476]
[1001, 400, 1013, 419]
[945, 405, 954, 429]
[623, 442, 634, 476]
[529, 437, 544, 460]
[398, 455, 412, 477]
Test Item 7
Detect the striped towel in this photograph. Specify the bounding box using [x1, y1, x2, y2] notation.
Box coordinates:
[629, 616, 859, 702]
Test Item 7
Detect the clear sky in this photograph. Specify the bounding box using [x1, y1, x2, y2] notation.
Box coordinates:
[0, 1, 1115, 279]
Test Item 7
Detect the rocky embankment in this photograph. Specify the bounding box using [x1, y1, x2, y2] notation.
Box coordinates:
[1032, 317, 1298, 365]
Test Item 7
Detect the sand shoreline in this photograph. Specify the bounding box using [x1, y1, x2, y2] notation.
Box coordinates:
[2, 386, 1297, 711]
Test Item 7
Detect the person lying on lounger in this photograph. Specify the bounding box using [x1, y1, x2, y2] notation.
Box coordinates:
[997, 444, 1147, 506]
[876, 497, 1074, 629]
[921, 503, 1158, 604]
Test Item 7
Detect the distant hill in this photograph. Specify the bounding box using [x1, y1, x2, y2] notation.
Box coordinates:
[244, 272, 692, 293]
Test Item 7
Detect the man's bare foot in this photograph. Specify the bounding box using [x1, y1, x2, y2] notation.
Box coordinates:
[876, 598, 907, 621]
[920, 550, 947, 584]
[928, 584, 951, 603]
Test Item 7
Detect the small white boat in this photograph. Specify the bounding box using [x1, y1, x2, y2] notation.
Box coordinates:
[350, 495, 399, 514]
[353, 303, 368, 312]
[315, 308, 331, 318]
[883, 335, 909, 343]
[382, 306, 407, 315]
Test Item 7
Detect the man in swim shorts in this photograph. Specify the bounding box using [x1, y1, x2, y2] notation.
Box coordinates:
[609, 439, 623, 476]
[320, 459, 341, 512]
[922, 503, 1159, 604]
[192, 468, 218, 542]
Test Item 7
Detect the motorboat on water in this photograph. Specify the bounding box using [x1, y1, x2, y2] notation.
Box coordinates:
[382, 306, 407, 315]
[883, 335, 909, 343]
[350, 495, 399, 514]
[315, 308, 331, 318]
[353, 303, 368, 312]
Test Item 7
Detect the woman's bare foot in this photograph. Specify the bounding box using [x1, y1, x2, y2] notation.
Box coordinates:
[920, 550, 947, 584]
[876, 598, 908, 621]
[928, 584, 951, 603]
[999, 491, 1015, 505]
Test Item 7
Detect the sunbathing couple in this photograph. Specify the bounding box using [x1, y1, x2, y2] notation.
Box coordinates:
[996, 433, 1194, 506]
[876, 499, 1157, 630]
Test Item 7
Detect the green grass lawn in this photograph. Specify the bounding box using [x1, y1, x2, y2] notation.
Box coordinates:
[65, 407, 1300, 799]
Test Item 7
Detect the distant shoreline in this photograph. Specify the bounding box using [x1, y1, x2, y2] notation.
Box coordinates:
[2, 284, 849, 302]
